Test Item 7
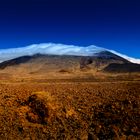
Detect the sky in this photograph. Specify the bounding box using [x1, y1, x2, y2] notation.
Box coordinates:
[0, 0, 140, 58]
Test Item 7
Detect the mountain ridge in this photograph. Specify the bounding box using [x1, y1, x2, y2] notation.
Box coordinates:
[0, 43, 140, 64]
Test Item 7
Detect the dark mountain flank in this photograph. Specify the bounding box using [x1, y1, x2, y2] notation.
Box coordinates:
[0, 56, 33, 69]
[103, 63, 140, 73]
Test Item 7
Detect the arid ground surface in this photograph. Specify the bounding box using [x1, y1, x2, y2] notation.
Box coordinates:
[0, 75, 140, 140]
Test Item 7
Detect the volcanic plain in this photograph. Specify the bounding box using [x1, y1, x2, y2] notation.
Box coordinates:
[0, 72, 140, 140]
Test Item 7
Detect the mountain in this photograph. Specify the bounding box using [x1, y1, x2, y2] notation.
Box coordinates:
[0, 50, 131, 72]
[0, 51, 128, 69]
[0, 43, 140, 75]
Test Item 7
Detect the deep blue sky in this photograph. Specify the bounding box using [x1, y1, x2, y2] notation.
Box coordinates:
[0, 0, 140, 58]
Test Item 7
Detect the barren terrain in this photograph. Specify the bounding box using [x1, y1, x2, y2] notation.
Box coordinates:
[0, 74, 140, 140]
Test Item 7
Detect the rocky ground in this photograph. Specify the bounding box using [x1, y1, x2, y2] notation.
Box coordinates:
[0, 79, 140, 140]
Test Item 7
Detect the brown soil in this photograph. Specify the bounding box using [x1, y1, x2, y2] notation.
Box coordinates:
[0, 78, 140, 140]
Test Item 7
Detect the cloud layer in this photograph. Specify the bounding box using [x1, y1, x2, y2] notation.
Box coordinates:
[0, 43, 140, 64]
[0, 43, 105, 62]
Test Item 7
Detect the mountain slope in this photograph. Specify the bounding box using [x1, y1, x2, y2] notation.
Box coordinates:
[0, 56, 33, 69]
[0, 51, 130, 72]
[103, 63, 140, 73]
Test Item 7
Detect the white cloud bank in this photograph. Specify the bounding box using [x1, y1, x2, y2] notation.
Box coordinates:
[0, 43, 140, 64]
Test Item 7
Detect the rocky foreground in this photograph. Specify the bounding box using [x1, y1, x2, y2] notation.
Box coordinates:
[0, 80, 140, 140]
